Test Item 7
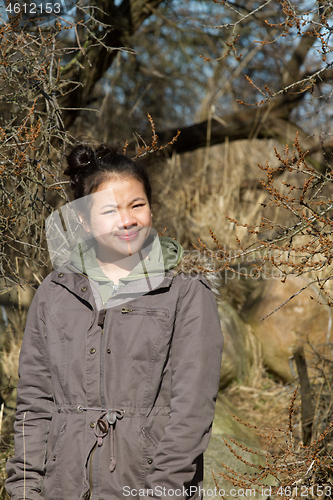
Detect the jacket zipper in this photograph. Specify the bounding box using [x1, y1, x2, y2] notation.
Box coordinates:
[121, 307, 167, 317]
[100, 306, 106, 407]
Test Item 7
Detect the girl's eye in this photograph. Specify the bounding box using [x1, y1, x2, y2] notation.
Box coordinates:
[133, 203, 145, 209]
[102, 209, 116, 215]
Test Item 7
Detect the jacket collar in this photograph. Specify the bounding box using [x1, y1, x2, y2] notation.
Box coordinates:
[50, 266, 174, 309]
[60, 234, 182, 306]
[51, 270, 96, 307]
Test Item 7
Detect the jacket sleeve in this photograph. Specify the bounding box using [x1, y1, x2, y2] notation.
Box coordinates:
[5, 281, 55, 500]
[142, 275, 223, 500]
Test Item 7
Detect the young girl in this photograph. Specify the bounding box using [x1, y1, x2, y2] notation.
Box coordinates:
[5, 144, 223, 500]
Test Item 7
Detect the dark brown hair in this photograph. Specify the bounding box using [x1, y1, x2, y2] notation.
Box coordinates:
[64, 144, 152, 205]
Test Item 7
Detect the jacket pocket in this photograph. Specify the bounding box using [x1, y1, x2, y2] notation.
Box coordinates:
[141, 413, 170, 472]
[141, 426, 159, 448]
[141, 425, 159, 473]
[42, 417, 67, 499]
[121, 307, 169, 318]
[44, 415, 67, 466]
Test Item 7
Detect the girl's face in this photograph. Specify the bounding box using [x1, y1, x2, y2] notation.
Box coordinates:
[83, 176, 153, 259]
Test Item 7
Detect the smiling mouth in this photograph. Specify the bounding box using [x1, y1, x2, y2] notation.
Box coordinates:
[116, 230, 140, 241]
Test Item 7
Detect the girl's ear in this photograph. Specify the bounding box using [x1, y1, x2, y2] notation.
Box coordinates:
[78, 212, 91, 233]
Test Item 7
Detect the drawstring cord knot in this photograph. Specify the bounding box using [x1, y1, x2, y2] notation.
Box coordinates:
[94, 409, 125, 472]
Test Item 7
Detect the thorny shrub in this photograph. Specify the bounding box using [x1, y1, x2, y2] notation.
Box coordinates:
[0, 16, 178, 292]
[191, 131, 333, 497]
[215, 385, 333, 500]
[194, 134, 333, 311]
[0, 17, 78, 289]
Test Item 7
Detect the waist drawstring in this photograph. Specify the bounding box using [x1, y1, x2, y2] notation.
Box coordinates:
[80, 407, 124, 472]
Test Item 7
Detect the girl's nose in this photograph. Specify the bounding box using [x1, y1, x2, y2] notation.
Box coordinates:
[118, 210, 137, 228]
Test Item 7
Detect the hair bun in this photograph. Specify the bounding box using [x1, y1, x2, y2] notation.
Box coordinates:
[64, 145, 96, 177]
[64, 145, 97, 198]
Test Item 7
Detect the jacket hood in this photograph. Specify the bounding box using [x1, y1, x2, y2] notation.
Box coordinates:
[69, 236, 219, 305]
[70, 236, 183, 278]
[69, 235, 183, 304]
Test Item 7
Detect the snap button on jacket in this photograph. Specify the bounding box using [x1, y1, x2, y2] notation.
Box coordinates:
[5, 266, 223, 500]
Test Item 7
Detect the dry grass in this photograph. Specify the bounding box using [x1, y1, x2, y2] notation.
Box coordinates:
[0, 448, 11, 500]
[224, 345, 333, 457]
[153, 138, 282, 251]
[0, 301, 26, 499]
[225, 378, 300, 449]
[0, 302, 26, 391]
[0, 296, 26, 449]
